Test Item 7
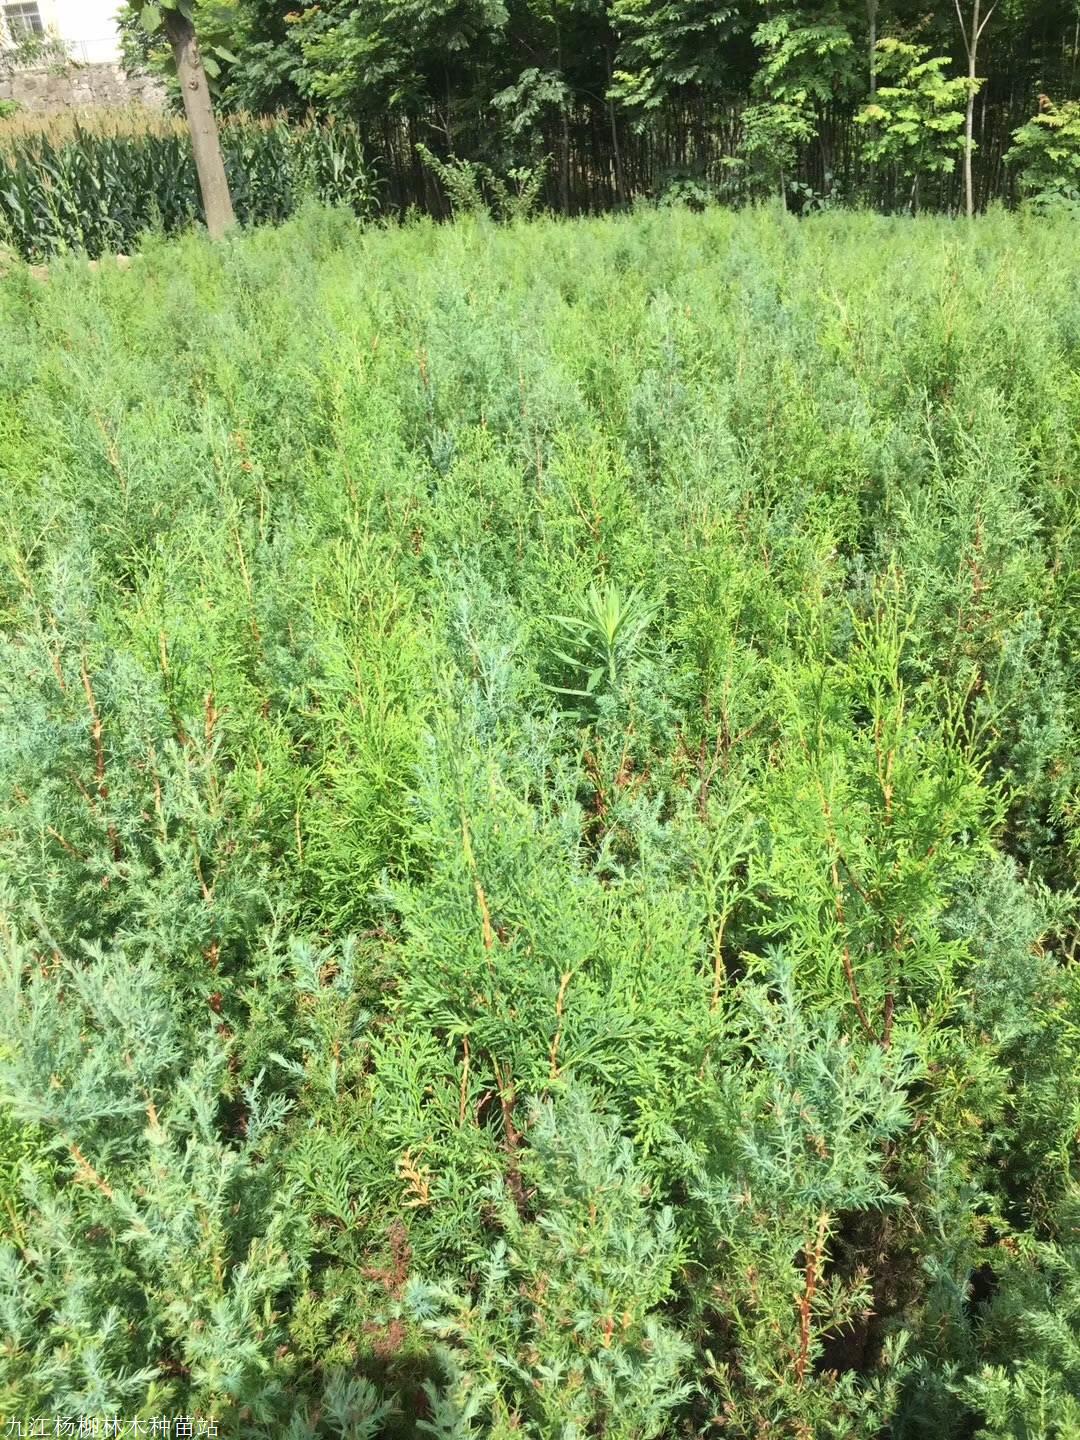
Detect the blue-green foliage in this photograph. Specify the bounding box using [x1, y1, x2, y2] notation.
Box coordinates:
[0, 206, 1078, 1436]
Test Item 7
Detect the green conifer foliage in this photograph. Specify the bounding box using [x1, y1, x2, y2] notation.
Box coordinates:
[1, 206, 1079, 1436]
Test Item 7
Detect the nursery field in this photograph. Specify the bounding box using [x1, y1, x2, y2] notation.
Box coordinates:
[1, 206, 1080, 1438]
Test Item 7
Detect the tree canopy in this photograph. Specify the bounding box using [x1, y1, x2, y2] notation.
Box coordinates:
[122, 0, 1080, 211]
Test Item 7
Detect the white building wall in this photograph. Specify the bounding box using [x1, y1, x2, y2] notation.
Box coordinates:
[51, 0, 122, 62]
[2, 0, 122, 62]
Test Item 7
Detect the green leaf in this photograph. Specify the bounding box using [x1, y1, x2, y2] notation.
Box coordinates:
[140, 3, 162, 32]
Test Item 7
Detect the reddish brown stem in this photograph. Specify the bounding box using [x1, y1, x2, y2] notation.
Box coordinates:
[492, 1056, 528, 1216]
[795, 1212, 829, 1385]
[70, 1143, 115, 1200]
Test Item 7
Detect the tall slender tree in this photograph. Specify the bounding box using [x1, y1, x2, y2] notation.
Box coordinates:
[954, 0, 996, 215]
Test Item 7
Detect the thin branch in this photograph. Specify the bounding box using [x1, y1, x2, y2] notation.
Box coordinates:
[549, 970, 573, 1079]
[710, 908, 729, 1013]
[79, 660, 121, 862]
[80, 661, 106, 794]
[70, 1143, 115, 1200]
[46, 825, 85, 862]
[459, 1034, 470, 1125]
[461, 815, 496, 953]
[831, 856, 879, 1044]
[954, 0, 973, 60]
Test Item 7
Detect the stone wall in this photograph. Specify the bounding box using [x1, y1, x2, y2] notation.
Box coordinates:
[0, 62, 166, 112]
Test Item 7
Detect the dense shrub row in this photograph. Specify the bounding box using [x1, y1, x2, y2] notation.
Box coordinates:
[1, 206, 1078, 1437]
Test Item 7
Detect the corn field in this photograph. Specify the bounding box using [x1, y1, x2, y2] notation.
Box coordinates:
[0, 113, 376, 261]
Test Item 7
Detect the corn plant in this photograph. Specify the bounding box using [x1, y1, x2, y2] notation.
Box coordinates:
[0, 114, 378, 260]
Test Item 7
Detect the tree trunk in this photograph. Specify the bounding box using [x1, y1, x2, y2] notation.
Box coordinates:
[556, 27, 570, 215]
[964, 17, 977, 219]
[163, 8, 235, 240]
[867, 0, 878, 96]
[606, 48, 626, 206]
[819, 104, 833, 195]
[560, 107, 571, 214]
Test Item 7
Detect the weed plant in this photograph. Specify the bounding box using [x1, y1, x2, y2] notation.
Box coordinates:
[0, 205, 1078, 1437]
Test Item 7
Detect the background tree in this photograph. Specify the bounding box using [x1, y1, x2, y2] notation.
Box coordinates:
[1007, 92, 1080, 204]
[108, 0, 1080, 214]
[607, 0, 745, 114]
[744, 7, 861, 201]
[856, 37, 970, 210]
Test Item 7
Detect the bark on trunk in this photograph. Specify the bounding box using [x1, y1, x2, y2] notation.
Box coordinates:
[560, 107, 571, 215]
[556, 26, 570, 215]
[964, 31, 977, 218]
[164, 9, 235, 240]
